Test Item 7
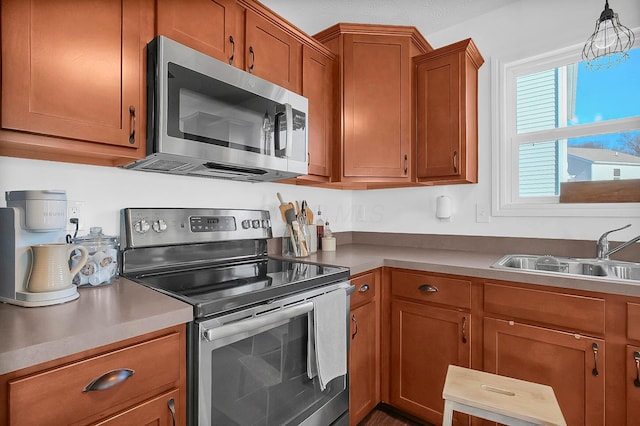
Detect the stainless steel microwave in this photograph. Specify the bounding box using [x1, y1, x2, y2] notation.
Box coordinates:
[123, 36, 308, 182]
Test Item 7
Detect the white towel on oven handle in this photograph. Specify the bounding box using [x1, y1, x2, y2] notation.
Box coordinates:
[307, 288, 347, 391]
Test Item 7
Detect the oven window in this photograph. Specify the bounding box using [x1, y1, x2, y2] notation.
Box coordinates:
[208, 314, 344, 425]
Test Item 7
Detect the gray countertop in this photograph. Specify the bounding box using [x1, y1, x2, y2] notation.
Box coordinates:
[0, 277, 192, 375]
[3, 243, 639, 376]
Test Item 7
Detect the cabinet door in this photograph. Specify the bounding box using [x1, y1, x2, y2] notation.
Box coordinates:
[484, 317, 605, 425]
[415, 51, 461, 179]
[627, 346, 640, 425]
[245, 10, 301, 93]
[302, 45, 335, 179]
[350, 300, 379, 426]
[157, 0, 241, 67]
[95, 389, 181, 426]
[415, 39, 482, 184]
[390, 299, 470, 424]
[342, 34, 411, 179]
[1, 0, 144, 148]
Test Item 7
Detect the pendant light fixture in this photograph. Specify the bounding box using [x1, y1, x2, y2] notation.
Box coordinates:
[582, 0, 635, 70]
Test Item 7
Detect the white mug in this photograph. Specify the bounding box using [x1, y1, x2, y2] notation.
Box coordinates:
[27, 244, 89, 293]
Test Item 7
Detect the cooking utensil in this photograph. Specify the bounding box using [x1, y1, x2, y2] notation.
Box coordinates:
[277, 192, 294, 223]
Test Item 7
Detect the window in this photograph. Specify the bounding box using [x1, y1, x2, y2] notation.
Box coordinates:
[493, 38, 640, 216]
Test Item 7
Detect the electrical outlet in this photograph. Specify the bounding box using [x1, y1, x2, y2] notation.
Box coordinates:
[66, 201, 85, 233]
[476, 203, 491, 223]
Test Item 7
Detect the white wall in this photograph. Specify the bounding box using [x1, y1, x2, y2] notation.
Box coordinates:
[2, 0, 639, 243]
[0, 157, 352, 239]
[352, 0, 640, 241]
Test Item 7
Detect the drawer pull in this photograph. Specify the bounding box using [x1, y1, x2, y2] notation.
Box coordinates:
[634, 351, 640, 388]
[83, 368, 134, 392]
[591, 343, 599, 377]
[418, 284, 438, 293]
[168, 397, 177, 426]
[358, 284, 370, 293]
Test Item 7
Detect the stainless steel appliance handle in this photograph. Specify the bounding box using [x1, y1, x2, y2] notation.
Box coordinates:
[284, 103, 293, 158]
[203, 300, 314, 342]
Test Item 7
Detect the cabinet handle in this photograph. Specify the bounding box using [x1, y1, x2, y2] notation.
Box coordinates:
[461, 316, 468, 344]
[358, 284, 370, 292]
[168, 397, 176, 426]
[228, 35, 235, 65]
[592, 343, 599, 377]
[248, 46, 255, 74]
[634, 351, 640, 387]
[351, 314, 358, 340]
[128, 106, 136, 144]
[453, 150, 458, 174]
[83, 368, 134, 392]
[418, 284, 438, 293]
[404, 154, 408, 175]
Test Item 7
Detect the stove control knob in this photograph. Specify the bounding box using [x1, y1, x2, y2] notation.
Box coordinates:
[262, 219, 270, 228]
[252, 219, 261, 229]
[133, 219, 150, 234]
[152, 219, 168, 233]
[241, 220, 251, 229]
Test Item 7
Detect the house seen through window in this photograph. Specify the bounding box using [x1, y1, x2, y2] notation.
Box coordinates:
[515, 47, 640, 198]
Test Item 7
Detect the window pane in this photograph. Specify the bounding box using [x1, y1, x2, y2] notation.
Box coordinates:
[519, 141, 560, 197]
[568, 130, 640, 182]
[516, 47, 640, 134]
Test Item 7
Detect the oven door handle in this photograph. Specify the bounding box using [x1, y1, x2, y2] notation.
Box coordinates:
[203, 300, 314, 342]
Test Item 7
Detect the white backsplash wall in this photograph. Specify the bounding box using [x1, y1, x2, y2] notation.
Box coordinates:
[0, 156, 352, 239]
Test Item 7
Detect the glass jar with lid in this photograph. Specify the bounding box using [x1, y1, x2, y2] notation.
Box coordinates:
[71, 227, 119, 286]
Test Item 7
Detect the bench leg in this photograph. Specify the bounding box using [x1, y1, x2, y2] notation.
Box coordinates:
[442, 400, 454, 426]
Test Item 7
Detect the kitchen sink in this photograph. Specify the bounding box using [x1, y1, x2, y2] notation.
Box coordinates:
[491, 254, 640, 283]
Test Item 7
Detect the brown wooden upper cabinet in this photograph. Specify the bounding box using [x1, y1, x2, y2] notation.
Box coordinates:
[244, 9, 302, 94]
[301, 45, 337, 181]
[315, 24, 431, 188]
[0, 0, 153, 166]
[414, 39, 484, 185]
[156, 0, 244, 69]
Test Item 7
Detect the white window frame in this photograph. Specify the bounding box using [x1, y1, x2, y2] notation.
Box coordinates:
[492, 35, 640, 217]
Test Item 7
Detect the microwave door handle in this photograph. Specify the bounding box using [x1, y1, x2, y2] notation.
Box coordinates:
[284, 103, 293, 158]
[273, 104, 292, 155]
[203, 300, 314, 342]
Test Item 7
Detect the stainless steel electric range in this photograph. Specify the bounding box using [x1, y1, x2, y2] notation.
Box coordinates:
[120, 208, 351, 426]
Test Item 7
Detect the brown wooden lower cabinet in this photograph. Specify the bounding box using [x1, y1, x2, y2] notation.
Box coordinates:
[484, 317, 605, 425]
[389, 300, 470, 425]
[1, 325, 186, 426]
[356, 268, 640, 425]
[626, 345, 640, 424]
[349, 270, 381, 426]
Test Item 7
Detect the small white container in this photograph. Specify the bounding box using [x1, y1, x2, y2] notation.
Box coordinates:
[322, 237, 336, 252]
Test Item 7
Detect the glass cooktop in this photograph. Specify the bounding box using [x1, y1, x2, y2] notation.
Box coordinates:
[128, 258, 349, 318]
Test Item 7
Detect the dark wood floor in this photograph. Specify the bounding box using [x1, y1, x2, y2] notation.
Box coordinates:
[358, 406, 430, 426]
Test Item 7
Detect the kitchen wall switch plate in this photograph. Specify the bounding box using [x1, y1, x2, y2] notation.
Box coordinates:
[476, 204, 491, 223]
[66, 201, 86, 232]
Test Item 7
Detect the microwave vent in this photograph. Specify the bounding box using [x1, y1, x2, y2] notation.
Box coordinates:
[139, 158, 194, 172]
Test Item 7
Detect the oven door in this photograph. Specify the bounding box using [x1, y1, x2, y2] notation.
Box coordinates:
[195, 282, 351, 426]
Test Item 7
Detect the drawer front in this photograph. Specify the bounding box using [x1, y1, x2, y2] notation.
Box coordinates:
[9, 331, 181, 425]
[391, 270, 471, 309]
[628, 302, 640, 341]
[484, 283, 605, 335]
[350, 270, 378, 308]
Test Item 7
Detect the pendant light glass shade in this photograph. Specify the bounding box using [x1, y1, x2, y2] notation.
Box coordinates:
[582, 1, 635, 70]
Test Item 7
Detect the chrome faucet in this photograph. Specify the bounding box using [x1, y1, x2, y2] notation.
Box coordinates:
[596, 224, 640, 260]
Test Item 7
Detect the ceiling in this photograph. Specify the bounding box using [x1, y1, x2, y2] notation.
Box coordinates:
[258, 0, 514, 37]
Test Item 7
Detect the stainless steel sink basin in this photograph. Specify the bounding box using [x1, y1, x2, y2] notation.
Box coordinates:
[491, 254, 640, 282]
